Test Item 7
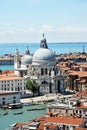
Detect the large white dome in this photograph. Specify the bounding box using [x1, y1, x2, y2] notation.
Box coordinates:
[33, 48, 55, 61]
[21, 55, 32, 65]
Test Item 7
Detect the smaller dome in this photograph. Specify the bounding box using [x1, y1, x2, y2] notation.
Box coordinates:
[21, 55, 32, 65]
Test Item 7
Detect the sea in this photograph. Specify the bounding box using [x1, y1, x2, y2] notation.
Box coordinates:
[0, 42, 87, 70]
[0, 42, 87, 130]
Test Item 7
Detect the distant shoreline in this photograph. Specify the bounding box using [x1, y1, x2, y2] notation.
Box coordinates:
[0, 42, 86, 44]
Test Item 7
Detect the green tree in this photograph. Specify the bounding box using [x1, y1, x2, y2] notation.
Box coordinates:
[26, 80, 39, 96]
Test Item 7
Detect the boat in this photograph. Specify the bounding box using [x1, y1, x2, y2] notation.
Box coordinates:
[3, 112, 8, 116]
[13, 111, 23, 115]
[27, 107, 46, 111]
[8, 103, 22, 109]
[27, 108, 37, 111]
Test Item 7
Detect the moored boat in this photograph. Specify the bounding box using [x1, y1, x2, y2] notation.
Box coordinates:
[3, 112, 8, 116]
[13, 111, 23, 115]
[8, 103, 22, 109]
[27, 107, 46, 111]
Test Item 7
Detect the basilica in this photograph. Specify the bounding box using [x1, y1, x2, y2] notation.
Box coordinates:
[14, 35, 66, 95]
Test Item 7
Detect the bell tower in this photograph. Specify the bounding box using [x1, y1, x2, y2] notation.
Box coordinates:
[14, 49, 21, 75]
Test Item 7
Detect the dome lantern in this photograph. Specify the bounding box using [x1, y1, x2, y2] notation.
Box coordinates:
[40, 33, 48, 49]
[25, 46, 30, 55]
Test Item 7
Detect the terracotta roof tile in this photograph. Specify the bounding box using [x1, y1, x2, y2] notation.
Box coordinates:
[37, 122, 44, 130]
[45, 116, 83, 125]
[75, 128, 87, 130]
[75, 91, 87, 97]
[0, 73, 24, 81]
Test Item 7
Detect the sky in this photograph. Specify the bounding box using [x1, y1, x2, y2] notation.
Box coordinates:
[0, 0, 87, 43]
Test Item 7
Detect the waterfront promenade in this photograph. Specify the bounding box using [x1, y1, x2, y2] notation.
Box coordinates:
[20, 93, 60, 104]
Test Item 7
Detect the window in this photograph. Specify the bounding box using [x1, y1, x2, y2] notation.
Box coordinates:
[41, 68, 44, 75]
[18, 87, 20, 91]
[13, 96, 16, 99]
[49, 68, 51, 75]
[2, 98, 5, 100]
[24, 86, 26, 90]
[45, 68, 47, 74]
[42, 80, 48, 84]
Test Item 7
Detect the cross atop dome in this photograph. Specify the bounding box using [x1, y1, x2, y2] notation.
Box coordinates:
[40, 33, 48, 49]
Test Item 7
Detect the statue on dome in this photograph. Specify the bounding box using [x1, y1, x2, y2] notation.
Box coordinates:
[25, 46, 30, 55]
[15, 48, 19, 55]
[40, 33, 48, 49]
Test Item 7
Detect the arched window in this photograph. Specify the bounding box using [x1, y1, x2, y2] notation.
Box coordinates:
[41, 68, 44, 75]
[18, 87, 20, 91]
[2, 98, 5, 100]
[3, 101, 5, 105]
[45, 68, 47, 74]
[49, 68, 51, 76]
[42, 80, 48, 84]
[13, 97, 16, 103]
[13, 96, 16, 99]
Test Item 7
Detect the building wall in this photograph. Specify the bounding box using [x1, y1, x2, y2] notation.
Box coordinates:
[0, 78, 26, 97]
[0, 93, 20, 106]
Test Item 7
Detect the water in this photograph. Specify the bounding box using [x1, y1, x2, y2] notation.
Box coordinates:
[0, 104, 47, 130]
[0, 43, 86, 57]
[0, 65, 14, 70]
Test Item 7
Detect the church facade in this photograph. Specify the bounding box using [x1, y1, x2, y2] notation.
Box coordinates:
[14, 35, 66, 95]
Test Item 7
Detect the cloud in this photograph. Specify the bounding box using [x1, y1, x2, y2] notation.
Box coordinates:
[0, 25, 87, 37]
[21, 28, 36, 33]
[39, 25, 54, 33]
[57, 26, 87, 33]
[0, 30, 16, 35]
[0, 28, 36, 35]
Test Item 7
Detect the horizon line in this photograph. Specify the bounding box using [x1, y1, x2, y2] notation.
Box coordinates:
[0, 42, 87, 44]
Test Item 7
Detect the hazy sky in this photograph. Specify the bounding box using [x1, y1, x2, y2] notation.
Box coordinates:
[0, 0, 87, 43]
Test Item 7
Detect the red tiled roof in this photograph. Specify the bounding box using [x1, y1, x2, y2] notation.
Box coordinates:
[44, 124, 57, 130]
[75, 128, 87, 130]
[75, 91, 87, 97]
[75, 104, 87, 109]
[0, 73, 24, 81]
[13, 122, 27, 129]
[37, 122, 44, 130]
[45, 116, 83, 125]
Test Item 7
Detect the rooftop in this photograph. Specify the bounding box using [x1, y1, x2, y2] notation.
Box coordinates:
[0, 90, 19, 95]
[0, 70, 24, 81]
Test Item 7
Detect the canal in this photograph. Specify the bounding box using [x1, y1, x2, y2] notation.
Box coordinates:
[0, 104, 47, 130]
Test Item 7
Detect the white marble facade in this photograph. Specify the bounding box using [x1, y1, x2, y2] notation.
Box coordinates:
[14, 35, 66, 95]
